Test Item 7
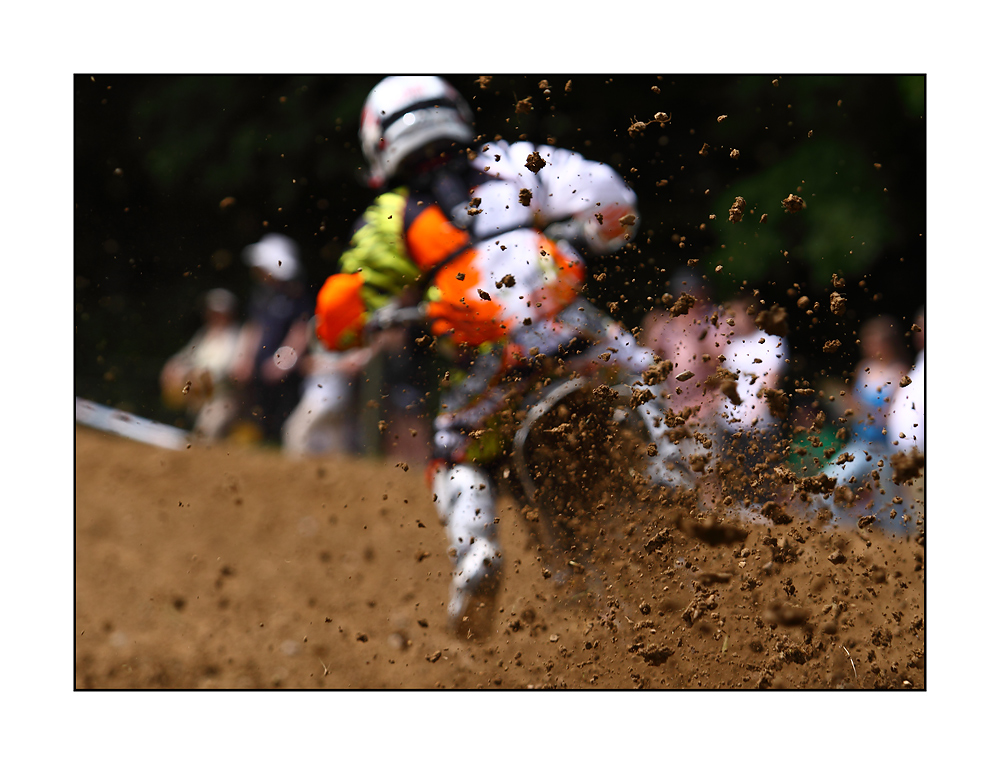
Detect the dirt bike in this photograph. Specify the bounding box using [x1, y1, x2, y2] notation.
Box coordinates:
[367, 300, 697, 618]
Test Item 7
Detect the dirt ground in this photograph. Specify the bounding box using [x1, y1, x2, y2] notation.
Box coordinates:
[75, 423, 925, 690]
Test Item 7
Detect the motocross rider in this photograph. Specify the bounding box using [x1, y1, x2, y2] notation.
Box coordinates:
[315, 76, 676, 636]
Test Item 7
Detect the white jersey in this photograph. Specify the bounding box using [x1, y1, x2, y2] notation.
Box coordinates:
[421, 140, 639, 348]
[466, 140, 638, 242]
[718, 329, 785, 431]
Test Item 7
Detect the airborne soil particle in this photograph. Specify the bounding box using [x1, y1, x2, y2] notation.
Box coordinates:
[670, 292, 697, 317]
[628, 119, 649, 138]
[641, 359, 673, 386]
[525, 152, 546, 173]
[889, 451, 925, 484]
[830, 292, 848, 316]
[781, 194, 806, 213]
[763, 388, 789, 419]
[592, 383, 618, 401]
[754, 304, 789, 336]
[729, 196, 747, 223]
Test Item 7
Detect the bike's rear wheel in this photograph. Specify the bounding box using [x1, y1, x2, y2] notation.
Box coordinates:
[513, 380, 665, 584]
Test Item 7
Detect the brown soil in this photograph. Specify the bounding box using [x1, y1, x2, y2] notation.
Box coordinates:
[75, 425, 925, 690]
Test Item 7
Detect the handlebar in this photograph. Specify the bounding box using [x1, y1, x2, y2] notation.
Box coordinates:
[365, 302, 428, 333]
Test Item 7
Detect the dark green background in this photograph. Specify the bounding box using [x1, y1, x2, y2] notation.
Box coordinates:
[74, 74, 925, 426]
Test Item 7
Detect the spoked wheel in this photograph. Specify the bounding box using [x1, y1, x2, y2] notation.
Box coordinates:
[511, 378, 659, 608]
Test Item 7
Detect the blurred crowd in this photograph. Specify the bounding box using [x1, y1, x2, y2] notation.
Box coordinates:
[159, 232, 432, 462]
[637, 269, 924, 530]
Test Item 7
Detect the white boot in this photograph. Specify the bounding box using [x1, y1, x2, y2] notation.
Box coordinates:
[431, 463, 503, 636]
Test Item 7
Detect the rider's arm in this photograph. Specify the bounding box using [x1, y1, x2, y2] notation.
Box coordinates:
[473, 141, 639, 256]
[315, 190, 421, 351]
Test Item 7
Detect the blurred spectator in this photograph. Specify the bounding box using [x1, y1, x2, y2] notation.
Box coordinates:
[231, 233, 314, 443]
[642, 268, 720, 414]
[886, 308, 925, 522]
[848, 315, 909, 451]
[641, 267, 723, 473]
[282, 323, 372, 458]
[160, 287, 242, 440]
[820, 314, 912, 527]
[713, 295, 788, 505]
[888, 307, 924, 455]
[281, 319, 433, 462]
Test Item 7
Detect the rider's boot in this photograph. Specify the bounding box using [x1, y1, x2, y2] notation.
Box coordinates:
[431, 462, 503, 639]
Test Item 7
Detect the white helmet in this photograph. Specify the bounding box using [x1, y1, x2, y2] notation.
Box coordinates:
[359, 76, 474, 188]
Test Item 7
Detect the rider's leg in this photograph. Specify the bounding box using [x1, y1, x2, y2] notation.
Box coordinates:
[431, 461, 503, 635]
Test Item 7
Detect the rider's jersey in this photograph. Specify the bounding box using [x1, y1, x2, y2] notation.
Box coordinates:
[315, 140, 638, 352]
